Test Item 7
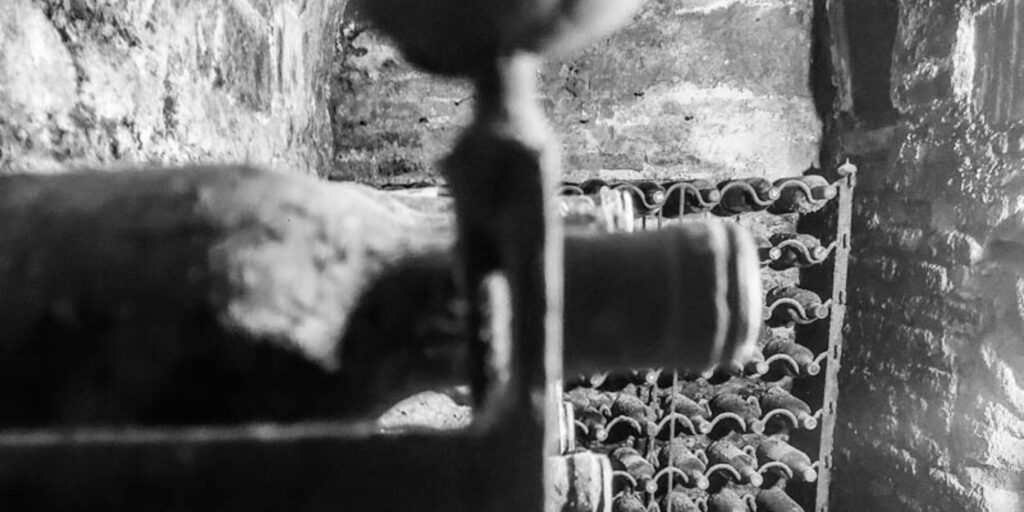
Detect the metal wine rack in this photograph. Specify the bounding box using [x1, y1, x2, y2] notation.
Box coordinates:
[559, 162, 856, 512]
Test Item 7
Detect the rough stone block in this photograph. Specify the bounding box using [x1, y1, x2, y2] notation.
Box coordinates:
[328, 0, 821, 183]
[0, 0, 343, 176]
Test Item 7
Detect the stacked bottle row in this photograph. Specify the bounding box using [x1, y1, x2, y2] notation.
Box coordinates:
[557, 175, 837, 218]
[567, 381, 820, 444]
[564, 379, 819, 512]
[560, 169, 853, 512]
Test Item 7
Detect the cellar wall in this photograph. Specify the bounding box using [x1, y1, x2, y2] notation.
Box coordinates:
[832, 0, 1024, 510]
[0, 0, 345, 176]
[0, 0, 821, 184]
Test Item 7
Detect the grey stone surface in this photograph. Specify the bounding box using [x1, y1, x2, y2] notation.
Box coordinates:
[0, 0, 345, 176]
[834, 0, 1024, 510]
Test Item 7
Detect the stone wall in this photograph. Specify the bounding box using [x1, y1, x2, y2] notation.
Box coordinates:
[0, 0, 821, 184]
[832, 0, 1024, 510]
[0, 0, 346, 176]
[333, 0, 821, 184]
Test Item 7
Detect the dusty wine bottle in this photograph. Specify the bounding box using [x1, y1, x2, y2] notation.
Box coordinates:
[769, 174, 837, 214]
[610, 393, 659, 437]
[763, 340, 820, 379]
[710, 392, 764, 434]
[597, 370, 637, 390]
[661, 179, 722, 217]
[707, 440, 763, 487]
[715, 178, 780, 215]
[767, 233, 829, 270]
[657, 438, 710, 490]
[610, 447, 659, 494]
[660, 392, 712, 435]
[755, 487, 804, 512]
[756, 437, 817, 483]
[764, 286, 829, 326]
[612, 492, 646, 512]
[659, 490, 701, 512]
[760, 386, 818, 431]
[706, 488, 750, 512]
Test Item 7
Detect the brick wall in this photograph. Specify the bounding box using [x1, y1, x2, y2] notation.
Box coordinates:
[832, 0, 1024, 510]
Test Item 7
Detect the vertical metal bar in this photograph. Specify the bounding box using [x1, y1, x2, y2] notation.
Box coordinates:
[815, 168, 855, 512]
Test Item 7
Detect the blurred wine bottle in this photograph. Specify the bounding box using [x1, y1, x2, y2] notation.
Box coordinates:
[764, 287, 829, 326]
[763, 340, 820, 379]
[659, 392, 712, 435]
[581, 179, 611, 195]
[659, 490, 701, 512]
[767, 233, 829, 270]
[635, 182, 668, 213]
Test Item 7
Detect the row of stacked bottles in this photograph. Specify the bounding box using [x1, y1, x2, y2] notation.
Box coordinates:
[558, 163, 855, 512]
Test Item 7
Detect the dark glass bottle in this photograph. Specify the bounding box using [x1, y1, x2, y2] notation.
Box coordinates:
[710, 392, 764, 434]
[657, 438, 710, 490]
[760, 386, 817, 431]
[756, 437, 817, 483]
[714, 178, 780, 215]
[581, 178, 610, 195]
[610, 392, 659, 437]
[707, 440, 762, 487]
[767, 233, 829, 270]
[770, 174, 837, 214]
